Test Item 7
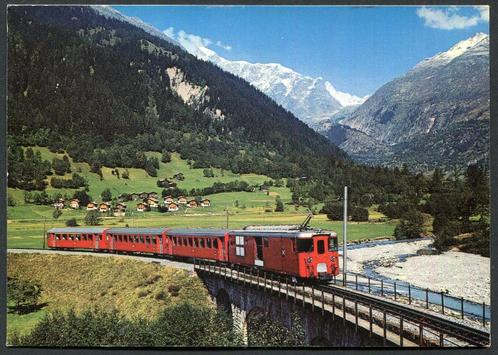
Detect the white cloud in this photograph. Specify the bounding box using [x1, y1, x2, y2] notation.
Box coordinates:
[162, 27, 231, 54]
[416, 6, 489, 30]
[215, 40, 232, 51]
[163, 26, 175, 39]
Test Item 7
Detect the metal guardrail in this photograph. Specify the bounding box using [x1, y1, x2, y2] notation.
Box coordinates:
[335, 272, 490, 326]
[194, 259, 490, 347]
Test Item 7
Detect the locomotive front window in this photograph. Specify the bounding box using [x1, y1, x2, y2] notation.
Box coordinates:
[329, 237, 338, 251]
[317, 240, 325, 254]
[297, 239, 313, 252]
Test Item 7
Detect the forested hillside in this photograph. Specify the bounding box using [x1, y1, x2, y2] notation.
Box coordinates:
[5, 6, 456, 205]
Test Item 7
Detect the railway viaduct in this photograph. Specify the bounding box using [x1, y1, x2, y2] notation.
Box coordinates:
[194, 259, 489, 348]
[201, 271, 386, 346]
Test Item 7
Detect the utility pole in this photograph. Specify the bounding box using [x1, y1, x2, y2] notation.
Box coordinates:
[343, 186, 348, 287]
[42, 217, 46, 249]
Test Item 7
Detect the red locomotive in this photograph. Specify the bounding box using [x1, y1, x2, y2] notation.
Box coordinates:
[47, 220, 339, 280]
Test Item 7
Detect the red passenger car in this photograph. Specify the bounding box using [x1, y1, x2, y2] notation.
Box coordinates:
[165, 228, 229, 262]
[47, 227, 109, 250]
[227, 229, 339, 280]
[105, 227, 168, 255]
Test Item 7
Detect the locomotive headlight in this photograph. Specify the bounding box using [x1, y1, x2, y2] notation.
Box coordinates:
[307, 257, 313, 263]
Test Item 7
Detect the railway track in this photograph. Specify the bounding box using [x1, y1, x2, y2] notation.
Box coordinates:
[316, 283, 490, 347]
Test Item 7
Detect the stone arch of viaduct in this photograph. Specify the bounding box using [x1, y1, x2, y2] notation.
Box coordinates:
[206, 275, 389, 347]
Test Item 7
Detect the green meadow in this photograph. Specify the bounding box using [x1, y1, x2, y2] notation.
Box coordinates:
[7, 146, 396, 249]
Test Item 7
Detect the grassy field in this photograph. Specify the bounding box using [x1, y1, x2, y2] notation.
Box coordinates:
[8, 146, 396, 249]
[8, 146, 273, 206]
[7, 253, 210, 340]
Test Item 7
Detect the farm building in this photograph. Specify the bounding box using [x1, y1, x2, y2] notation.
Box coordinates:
[53, 198, 65, 210]
[86, 202, 98, 211]
[69, 199, 80, 209]
[164, 195, 174, 204]
[148, 192, 158, 199]
[187, 199, 198, 208]
[138, 192, 148, 199]
[201, 198, 211, 207]
[113, 203, 127, 217]
[136, 202, 148, 212]
[173, 172, 185, 181]
[168, 202, 179, 212]
[157, 179, 177, 188]
[177, 196, 187, 204]
[130, 193, 139, 200]
[98, 202, 111, 213]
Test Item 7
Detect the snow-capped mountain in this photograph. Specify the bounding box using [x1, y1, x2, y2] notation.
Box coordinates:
[92, 6, 366, 129]
[413, 32, 488, 70]
[171, 32, 367, 129]
[326, 33, 489, 172]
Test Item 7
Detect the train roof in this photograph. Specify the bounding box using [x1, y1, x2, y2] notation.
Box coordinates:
[47, 227, 108, 234]
[107, 227, 167, 235]
[229, 229, 335, 239]
[166, 228, 228, 237]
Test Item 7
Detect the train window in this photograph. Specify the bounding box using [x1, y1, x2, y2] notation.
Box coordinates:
[200, 239, 204, 248]
[317, 240, 325, 254]
[194, 239, 198, 248]
[188, 238, 192, 247]
[235, 236, 245, 256]
[89, 235, 93, 241]
[140, 236, 144, 244]
[100, 235, 103, 241]
[70, 235, 74, 241]
[263, 238, 269, 248]
[296, 239, 313, 252]
[329, 237, 338, 251]
[207, 238, 211, 248]
[55, 235, 59, 240]
[75, 235, 79, 241]
[213, 239, 218, 249]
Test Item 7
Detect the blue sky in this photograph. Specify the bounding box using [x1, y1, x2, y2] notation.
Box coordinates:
[113, 5, 489, 97]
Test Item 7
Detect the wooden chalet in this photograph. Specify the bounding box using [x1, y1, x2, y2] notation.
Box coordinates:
[147, 197, 159, 208]
[86, 202, 98, 211]
[187, 199, 198, 208]
[53, 198, 65, 210]
[138, 192, 148, 199]
[167, 202, 179, 212]
[164, 195, 174, 204]
[130, 193, 139, 201]
[136, 202, 148, 212]
[69, 199, 80, 209]
[113, 203, 127, 217]
[177, 196, 187, 204]
[98, 202, 111, 213]
[200, 198, 211, 207]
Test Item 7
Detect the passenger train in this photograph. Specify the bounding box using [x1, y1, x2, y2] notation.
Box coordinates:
[47, 221, 339, 280]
